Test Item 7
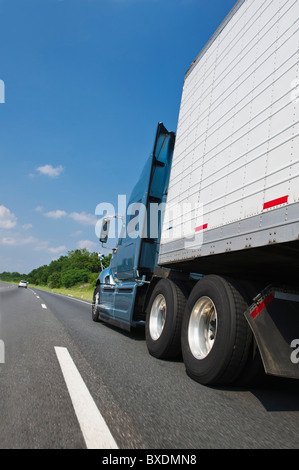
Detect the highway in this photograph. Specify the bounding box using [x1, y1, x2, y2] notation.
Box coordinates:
[1, 281, 299, 450]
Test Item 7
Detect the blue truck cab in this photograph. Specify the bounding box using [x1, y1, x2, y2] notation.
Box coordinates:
[92, 123, 175, 331]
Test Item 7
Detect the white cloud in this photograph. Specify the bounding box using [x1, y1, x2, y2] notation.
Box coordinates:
[47, 245, 67, 254]
[32, 240, 66, 255]
[34, 205, 44, 212]
[69, 211, 97, 226]
[0, 235, 35, 246]
[45, 210, 67, 219]
[36, 164, 64, 178]
[22, 223, 33, 230]
[77, 240, 98, 251]
[43, 210, 96, 225]
[0, 231, 66, 256]
[0, 205, 17, 229]
[32, 240, 48, 251]
[70, 230, 83, 237]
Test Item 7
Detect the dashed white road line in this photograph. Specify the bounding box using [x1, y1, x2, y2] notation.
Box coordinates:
[54, 346, 118, 449]
[41, 304, 47, 309]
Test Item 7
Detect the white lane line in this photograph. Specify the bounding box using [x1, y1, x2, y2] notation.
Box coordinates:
[54, 347, 118, 449]
[64, 296, 91, 306]
[41, 304, 47, 309]
[59, 294, 91, 306]
[36, 296, 40, 299]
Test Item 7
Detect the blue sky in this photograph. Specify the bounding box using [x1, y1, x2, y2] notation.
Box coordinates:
[0, 0, 237, 274]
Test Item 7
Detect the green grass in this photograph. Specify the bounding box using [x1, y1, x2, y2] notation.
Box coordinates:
[5, 280, 95, 302]
[33, 283, 95, 302]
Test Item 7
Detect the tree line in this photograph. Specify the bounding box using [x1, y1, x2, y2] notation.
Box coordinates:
[0, 249, 111, 288]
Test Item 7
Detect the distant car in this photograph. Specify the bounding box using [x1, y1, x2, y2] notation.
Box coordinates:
[18, 280, 28, 288]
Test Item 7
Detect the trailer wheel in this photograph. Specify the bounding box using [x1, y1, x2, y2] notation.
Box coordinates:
[181, 275, 251, 386]
[92, 285, 102, 322]
[146, 279, 187, 359]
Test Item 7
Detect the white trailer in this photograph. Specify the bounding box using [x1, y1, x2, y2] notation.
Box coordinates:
[160, 0, 299, 275]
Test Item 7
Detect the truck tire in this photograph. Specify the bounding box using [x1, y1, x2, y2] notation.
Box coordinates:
[92, 285, 102, 322]
[181, 275, 251, 386]
[146, 279, 187, 359]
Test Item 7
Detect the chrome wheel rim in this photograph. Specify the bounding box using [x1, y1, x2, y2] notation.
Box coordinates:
[188, 296, 217, 360]
[149, 294, 167, 341]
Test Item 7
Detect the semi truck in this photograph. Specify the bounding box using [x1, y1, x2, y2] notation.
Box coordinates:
[92, 0, 299, 386]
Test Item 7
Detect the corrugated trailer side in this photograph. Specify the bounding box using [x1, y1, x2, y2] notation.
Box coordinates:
[159, 0, 299, 281]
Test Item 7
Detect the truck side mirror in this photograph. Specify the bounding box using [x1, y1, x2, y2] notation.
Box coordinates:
[99, 218, 110, 245]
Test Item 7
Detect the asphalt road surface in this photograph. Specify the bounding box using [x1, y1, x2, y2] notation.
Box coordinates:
[1, 281, 299, 450]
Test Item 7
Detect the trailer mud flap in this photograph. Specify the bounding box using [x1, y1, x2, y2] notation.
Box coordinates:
[244, 287, 299, 379]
